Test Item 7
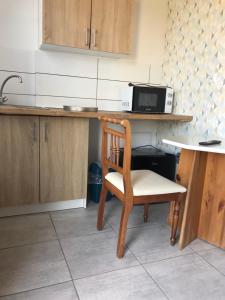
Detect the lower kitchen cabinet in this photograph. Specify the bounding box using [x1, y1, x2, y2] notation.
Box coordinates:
[0, 116, 39, 207]
[40, 117, 89, 203]
[0, 115, 89, 208]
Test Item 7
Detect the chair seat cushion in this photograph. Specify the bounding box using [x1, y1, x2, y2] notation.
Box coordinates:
[105, 170, 186, 196]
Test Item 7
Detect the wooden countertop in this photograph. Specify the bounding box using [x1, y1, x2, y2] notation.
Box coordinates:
[0, 105, 193, 122]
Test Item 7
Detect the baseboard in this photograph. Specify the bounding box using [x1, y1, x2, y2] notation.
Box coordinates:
[0, 198, 87, 218]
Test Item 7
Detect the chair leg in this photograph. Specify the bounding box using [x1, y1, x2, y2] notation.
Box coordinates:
[117, 204, 132, 258]
[170, 199, 181, 246]
[97, 183, 107, 231]
[144, 204, 149, 223]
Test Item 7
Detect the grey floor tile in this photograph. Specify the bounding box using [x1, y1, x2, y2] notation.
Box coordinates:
[126, 224, 193, 263]
[145, 253, 225, 300]
[1, 282, 78, 300]
[0, 214, 57, 249]
[198, 247, 225, 275]
[0, 241, 71, 297]
[75, 266, 167, 300]
[189, 238, 216, 253]
[105, 199, 169, 230]
[60, 231, 139, 279]
[51, 207, 111, 239]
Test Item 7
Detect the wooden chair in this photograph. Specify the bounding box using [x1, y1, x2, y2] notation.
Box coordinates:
[97, 117, 186, 258]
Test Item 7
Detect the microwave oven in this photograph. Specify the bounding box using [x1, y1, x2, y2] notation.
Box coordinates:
[121, 83, 174, 113]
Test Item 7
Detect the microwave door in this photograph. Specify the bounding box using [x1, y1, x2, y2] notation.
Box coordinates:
[133, 87, 166, 113]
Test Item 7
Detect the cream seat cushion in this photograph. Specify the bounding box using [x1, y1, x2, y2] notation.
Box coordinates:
[105, 170, 186, 196]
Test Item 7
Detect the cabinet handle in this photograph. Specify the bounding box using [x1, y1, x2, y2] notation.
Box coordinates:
[33, 122, 37, 142]
[92, 29, 97, 48]
[85, 28, 90, 46]
[45, 123, 48, 142]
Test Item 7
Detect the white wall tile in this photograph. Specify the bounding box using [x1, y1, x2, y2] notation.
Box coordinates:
[36, 96, 96, 108]
[149, 64, 163, 85]
[36, 50, 98, 78]
[36, 74, 97, 99]
[0, 71, 35, 95]
[5, 94, 36, 106]
[132, 132, 157, 148]
[98, 59, 150, 83]
[0, 48, 35, 73]
[97, 100, 122, 111]
[97, 80, 129, 101]
[131, 120, 159, 133]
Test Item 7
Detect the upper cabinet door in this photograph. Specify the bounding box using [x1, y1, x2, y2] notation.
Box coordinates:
[91, 0, 134, 54]
[43, 0, 92, 49]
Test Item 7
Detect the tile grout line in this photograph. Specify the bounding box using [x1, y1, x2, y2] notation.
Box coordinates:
[48, 213, 81, 300]
[142, 264, 170, 300]
[0, 237, 58, 252]
[120, 226, 171, 300]
[0, 281, 73, 299]
[96, 58, 99, 107]
[193, 249, 225, 277]
[74, 264, 142, 282]
[83, 212, 171, 299]
[0, 70, 149, 84]
[107, 210, 201, 265]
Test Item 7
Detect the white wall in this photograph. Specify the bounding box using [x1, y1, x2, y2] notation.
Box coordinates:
[157, 0, 225, 153]
[0, 0, 168, 162]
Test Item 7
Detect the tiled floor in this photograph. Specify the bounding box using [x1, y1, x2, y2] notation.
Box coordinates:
[0, 199, 225, 300]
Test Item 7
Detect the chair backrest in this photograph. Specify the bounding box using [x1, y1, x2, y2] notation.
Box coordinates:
[99, 116, 133, 197]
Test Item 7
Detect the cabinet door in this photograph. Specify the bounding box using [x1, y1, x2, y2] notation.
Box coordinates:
[0, 116, 39, 208]
[91, 0, 133, 54]
[40, 117, 89, 203]
[43, 0, 92, 49]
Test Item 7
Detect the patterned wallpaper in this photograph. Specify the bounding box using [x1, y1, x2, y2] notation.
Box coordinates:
[157, 0, 225, 151]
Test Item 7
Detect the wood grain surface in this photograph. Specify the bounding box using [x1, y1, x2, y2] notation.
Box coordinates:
[0, 106, 193, 122]
[0, 116, 39, 207]
[178, 151, 208, 249]
[43, 0, 92, 49]
[91, 0, 134, 54]
[40, 117, 89, 203]
[198, 153, 225, 248]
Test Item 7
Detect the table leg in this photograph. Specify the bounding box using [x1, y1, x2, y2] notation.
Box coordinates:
[178, 150, 208, 249]
[198, 153, 225, 249]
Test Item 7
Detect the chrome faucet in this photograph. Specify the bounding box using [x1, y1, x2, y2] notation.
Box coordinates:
[0, 75, 23, 104]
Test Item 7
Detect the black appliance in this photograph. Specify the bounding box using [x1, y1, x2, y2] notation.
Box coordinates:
[119, 146, 176, 181]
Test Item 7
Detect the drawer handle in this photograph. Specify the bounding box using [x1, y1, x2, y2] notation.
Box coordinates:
[33, 122, 37, 142]
[92, 29, 97, 48]
[45, 123, 48, 142]
[85, 28, 90, 46]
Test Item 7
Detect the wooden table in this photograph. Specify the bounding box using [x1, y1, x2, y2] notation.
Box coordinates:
[163, 137, 225, 250]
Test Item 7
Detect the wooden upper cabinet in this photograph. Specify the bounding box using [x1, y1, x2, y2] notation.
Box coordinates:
[43, 0, 92, 49]
[42, 0, 133, 54]
[91, 0, 133, 54]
